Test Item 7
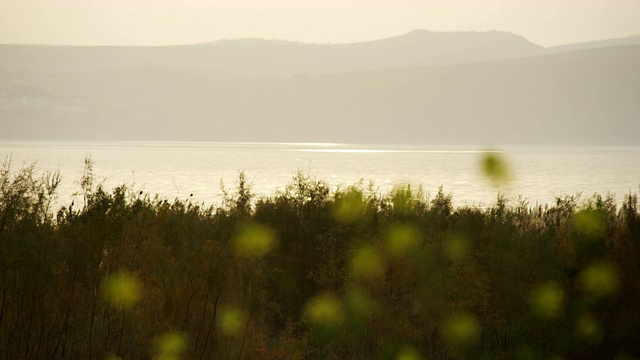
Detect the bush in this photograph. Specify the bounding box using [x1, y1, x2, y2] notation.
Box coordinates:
[0, 162, 638, 359]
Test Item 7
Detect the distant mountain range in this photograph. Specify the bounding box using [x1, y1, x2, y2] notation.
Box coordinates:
[1, 30, 639, 146]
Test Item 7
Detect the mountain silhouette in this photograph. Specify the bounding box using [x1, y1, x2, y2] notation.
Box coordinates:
[1, 31, 639, 146]
[0, 30, 545, 77]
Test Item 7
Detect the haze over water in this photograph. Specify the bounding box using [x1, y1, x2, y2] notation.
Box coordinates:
[2, 141, 638, 209]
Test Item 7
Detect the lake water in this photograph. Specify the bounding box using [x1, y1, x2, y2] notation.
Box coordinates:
[1, 141, 639, 209]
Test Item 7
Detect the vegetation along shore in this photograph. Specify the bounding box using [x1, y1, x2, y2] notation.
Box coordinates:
[0, 157, 639, 359]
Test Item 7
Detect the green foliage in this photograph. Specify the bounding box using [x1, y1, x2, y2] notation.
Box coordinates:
[529, 281, 564, 320]
[101, 271, 142, 310]
[349, 244, 384, 281]
[396, 346, 421, 360]
[579, 261, 619, 299]
[444, 233, 470, 261]
[0, 163, 639, 359]
[303, 293, 344, 332]
[333, 186, 366, 223]
[219, 305, 246, 337]
[385, 222, 420, 258]
[480, 151, 511, 186]
[441, 312, 481, 348]
[234, 223, 277, 259]
[345, 288, 376, 323]
[575, 313, 602, 343]
[573, 208, 607, 238]
[153, 332, 188, 360]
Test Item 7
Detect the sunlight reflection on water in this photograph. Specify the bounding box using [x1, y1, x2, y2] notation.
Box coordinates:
[1, 141, 639, 209]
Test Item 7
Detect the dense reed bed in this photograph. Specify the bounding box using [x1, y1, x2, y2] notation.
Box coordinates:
[0, 158, 638, 359]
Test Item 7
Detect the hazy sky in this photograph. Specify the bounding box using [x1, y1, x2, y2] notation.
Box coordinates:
[1, 0, 639, 47]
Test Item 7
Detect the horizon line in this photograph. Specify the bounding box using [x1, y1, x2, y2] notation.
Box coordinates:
[1, 29, 638, 49]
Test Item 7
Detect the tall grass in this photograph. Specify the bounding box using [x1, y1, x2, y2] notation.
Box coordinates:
[0, 159, 638, 359]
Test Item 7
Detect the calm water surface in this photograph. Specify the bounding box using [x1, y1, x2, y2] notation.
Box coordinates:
[1, 141, 639, 208]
